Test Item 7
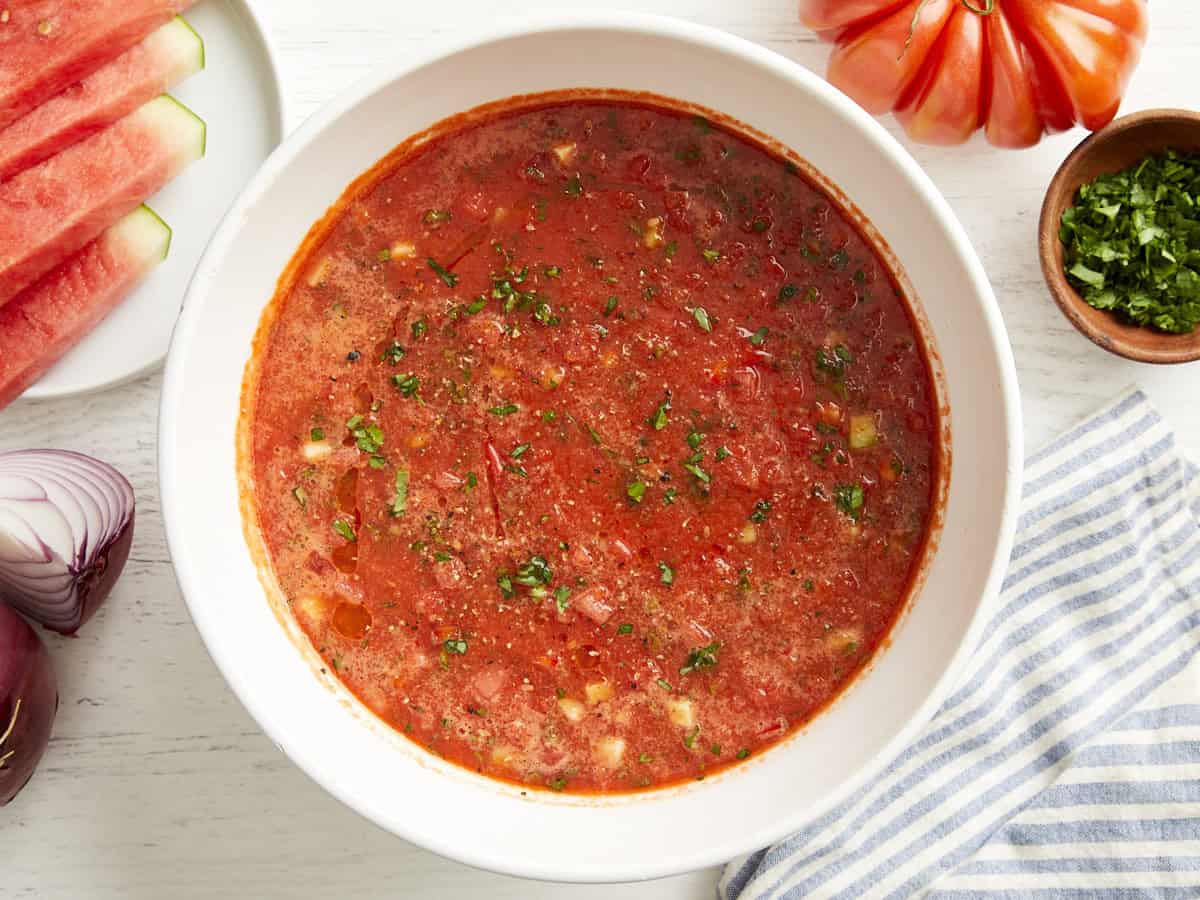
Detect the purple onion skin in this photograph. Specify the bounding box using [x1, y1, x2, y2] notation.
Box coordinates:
[63, 508, 135, 636]
[0, 603, 58, 806]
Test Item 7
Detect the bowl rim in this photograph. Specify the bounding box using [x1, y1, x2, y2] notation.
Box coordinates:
[1038, 107, 1200, 365]
[159, 9, 1023, 881]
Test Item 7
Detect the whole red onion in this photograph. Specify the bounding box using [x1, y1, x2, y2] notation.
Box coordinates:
[0, 602, 58, 805]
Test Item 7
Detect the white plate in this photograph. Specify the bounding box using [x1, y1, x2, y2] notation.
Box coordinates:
[161, 12, 1023, 883]
[22, 0, 283, 400]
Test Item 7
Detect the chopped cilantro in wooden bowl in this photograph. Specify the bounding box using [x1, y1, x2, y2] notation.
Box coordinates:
[1061, 151, 1200, 334]
[1040, 109, 1200, 364]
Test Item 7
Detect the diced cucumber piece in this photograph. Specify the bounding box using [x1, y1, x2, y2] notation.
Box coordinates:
[849, 413, 877, 450]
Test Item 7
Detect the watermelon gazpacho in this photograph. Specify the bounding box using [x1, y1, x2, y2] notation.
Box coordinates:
[241, 95, 945, 794]
[0, 205, 170, 410]
[0, 16, 204, 182]
[0, 94, 203, 306]
[0, 0, 195, 130]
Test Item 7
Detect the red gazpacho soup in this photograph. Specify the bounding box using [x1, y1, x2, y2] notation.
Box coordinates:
[241, 93, 944, 794]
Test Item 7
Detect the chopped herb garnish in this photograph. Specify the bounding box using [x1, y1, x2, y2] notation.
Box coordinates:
[715, 446, 732, 461]
[603, 295, 619, 317]
[778, 283, 798, 303]
[691, 306, 713, 332]
[656, 678, 673, 692]
[663, 487, 678, 505]
[683, 726, 700, 749]
[510, 442, 532, 459]
[748, 327, 769, 346]
[701, 249, 720, 264]
[443, 638, 468, 655]
[833, 483, 865, 520]
[515, 555, 553, 588]
[627, 481, 648, 504]
[427, 257, 458, 287]
[680, 642, 719, 675]
[541, 409, 558, 423]
[381, 341, 405, 364]
[664, 240, 679, 260]
[736, 748, 750, 760]
[465, 295, 487, 314]
[497, 572, 515, 599]
[390, 469, 409, 517]
[737, 568, 752, 592]
[376, 248, 391, 262]
[750, 499, 772, 523]
[554, 585, 571, 613]
[638, 752, 653, 764]
[346, 416, 384, 453]
[310, 427, 325, 441]
[687, 430, 704, 449]
[1060, 149, 1200, 334]
[803, 578, 815, 592]
[393, 373, 420, 397]
[411, 318, 428, 340]
[649, 397, 671, 431]
[816, 345, 853, 380]
[332, 519, 356, 542]
[368, 455, 386, 469]
[683, 462, 711, 484]
[489, 402, 519, 416]
[617, 623, 634, 635]
[711, 744, 722, 756]
[543, 265, 562, 278]
[658, 561, 675, 586]
[465, 471, 478, 490]
[533, 300, 560, 326]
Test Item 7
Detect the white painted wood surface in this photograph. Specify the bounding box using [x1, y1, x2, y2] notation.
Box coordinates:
[3, 2, 1197, 897]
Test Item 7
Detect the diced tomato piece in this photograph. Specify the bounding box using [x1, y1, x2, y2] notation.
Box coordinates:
[573, 587, 615, 625]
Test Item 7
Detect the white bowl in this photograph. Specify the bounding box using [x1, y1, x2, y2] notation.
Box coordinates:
[160, 12, 1022, 883]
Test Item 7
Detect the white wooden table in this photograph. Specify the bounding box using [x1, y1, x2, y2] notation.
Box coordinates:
[4, 2, 1197, 897]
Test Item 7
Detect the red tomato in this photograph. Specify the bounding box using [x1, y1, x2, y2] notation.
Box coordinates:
[798, 0, 1149, 148]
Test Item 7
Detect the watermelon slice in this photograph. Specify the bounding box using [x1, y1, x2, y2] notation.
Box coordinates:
[0, 94, 203, 307]
[0, 0, 196, 130]
[0, 17, 204, 182]
[0, 206, 170, 410]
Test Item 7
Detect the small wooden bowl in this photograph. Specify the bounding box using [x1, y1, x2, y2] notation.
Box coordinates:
[1039, 108, 1200, 365]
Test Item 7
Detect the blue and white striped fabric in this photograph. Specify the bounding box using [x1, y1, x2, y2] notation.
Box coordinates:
[721, 389, 1200, 899]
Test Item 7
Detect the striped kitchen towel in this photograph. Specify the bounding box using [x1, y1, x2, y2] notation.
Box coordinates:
[721, 389, 1200, 899]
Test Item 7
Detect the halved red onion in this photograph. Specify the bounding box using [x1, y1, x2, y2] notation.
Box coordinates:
[0, 449, 135, 634]
[0, 602, 58, 806]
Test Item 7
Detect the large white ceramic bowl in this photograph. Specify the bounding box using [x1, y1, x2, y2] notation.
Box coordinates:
[160, 12, 1022, 883]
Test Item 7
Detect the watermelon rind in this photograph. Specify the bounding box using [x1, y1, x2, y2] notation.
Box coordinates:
[140, 95, 207, 164]
[162, 16, 206, 75]
[114, 206, 173, 264]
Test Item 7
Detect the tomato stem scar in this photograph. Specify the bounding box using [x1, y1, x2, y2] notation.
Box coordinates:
[902, 0, 995, 60]
[961, 0, 995, 14]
